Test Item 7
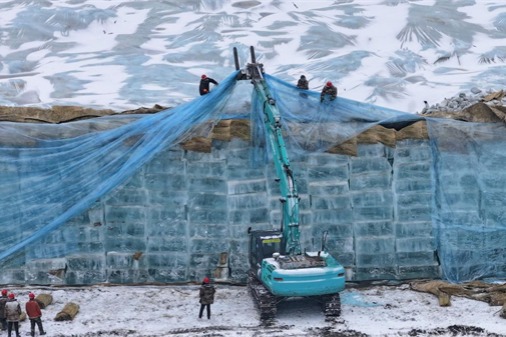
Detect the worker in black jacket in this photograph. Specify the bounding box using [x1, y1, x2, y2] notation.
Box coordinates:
[199, 74, 219, 95]
[296, 75, 309, 89]
[198, 277, 216, 319]
[320, 81, 337, 102]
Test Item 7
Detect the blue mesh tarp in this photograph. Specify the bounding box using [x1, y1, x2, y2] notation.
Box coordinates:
[427, 119, 506, 282]
[0, 70, 505, 283]
[0, 71, 243, 264]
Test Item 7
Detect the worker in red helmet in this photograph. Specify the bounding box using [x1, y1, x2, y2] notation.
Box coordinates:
[199, 74, 219, 96]
[198, 277, 216, 319]
[320, 80, 337, 102]
[0, 289, 8, 331]
[5, 293, 21, 337]
[26, 293, 46, 336]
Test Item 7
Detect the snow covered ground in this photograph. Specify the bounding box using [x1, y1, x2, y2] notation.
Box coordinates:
[4, 283, 506, 337]
[1, 1, 506, 112]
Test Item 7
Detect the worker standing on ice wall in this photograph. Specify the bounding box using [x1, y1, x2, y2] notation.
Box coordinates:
[199, 74, 219, 95]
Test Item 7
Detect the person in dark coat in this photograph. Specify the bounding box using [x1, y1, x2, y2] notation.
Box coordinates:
[198, 277, 216, 319]
[320, 81, 337, 102]
[296, 75, 309, 90]
[25, 293, 46, 336]
[5, 293, 21, 337]
[199, 74, 219, 96]
[0, 289, 8, 331]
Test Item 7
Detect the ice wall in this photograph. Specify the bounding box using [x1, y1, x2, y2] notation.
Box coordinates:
[0, 137, 440, 285]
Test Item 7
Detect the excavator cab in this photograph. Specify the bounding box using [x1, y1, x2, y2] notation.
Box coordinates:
[248, 229, 284, 270]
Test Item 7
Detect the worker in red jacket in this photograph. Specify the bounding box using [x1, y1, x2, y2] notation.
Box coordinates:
[25, 293, 46, 336]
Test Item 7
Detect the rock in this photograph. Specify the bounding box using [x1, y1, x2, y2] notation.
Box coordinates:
[489, 105, 506, 123]
[483, 90, 505, 102]
[462, 102, 503, 123]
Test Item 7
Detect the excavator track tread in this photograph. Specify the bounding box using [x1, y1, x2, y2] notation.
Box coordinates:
[247, 270, 277, 325]
[321, 293, 342, 319]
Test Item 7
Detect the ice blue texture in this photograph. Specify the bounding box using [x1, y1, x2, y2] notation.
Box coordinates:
[1, 71, 505, 285]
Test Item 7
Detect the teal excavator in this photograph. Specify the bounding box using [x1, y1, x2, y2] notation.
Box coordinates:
[234, 47, 346, 321]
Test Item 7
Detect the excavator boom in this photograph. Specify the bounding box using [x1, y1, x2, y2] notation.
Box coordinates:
[236, 46, 345, 322]
[245, 60, 301, 255]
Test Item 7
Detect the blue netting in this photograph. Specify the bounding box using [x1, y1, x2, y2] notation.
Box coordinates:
[0, 71, 243, 263]
[0, 70, 505, 283]
[427, 119, 506, 282]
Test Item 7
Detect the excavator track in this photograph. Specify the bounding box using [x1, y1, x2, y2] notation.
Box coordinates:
[321, 293, 342, 319]
[247, 270, 278, 325]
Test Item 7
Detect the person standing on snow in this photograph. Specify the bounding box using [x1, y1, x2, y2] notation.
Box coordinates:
[320, 81, 337, 102]
[5, 293, 21, 337]
[25, 293, 46, 336]
[198, 277, 216, 319]
[0, 289, 8, 331]
[199, 74, 219, 96]
[296, 75, 309, 90]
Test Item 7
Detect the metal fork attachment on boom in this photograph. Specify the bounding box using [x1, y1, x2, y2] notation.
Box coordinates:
[235, 46, 301, 256]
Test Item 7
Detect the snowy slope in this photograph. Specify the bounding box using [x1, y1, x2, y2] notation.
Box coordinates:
[1, 0, 506, 113]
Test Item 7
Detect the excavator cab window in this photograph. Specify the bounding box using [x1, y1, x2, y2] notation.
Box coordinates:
[249, 231, 283, 267]
[260, 237, 281, 260]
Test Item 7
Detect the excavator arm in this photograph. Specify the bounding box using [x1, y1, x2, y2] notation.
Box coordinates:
[237, 46, 301, 256]
[236, 47, 346, 321]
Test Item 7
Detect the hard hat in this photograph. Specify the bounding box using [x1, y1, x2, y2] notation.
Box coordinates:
[29, 293, 35, 299]
[203, 277, 210, 283]
[1, 289, 7, 296]
[201, 74, 207, 79]
[8, 293, 14, 299]
[326, 81, 333, 87]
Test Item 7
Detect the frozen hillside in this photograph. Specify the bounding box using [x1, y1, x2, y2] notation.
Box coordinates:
[1, 0, 506, 112]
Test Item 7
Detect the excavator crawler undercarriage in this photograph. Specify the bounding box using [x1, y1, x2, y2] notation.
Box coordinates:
[247, 270, 279, 325]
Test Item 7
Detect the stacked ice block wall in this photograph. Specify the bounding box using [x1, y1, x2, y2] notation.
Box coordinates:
[4, 137, 440, 285]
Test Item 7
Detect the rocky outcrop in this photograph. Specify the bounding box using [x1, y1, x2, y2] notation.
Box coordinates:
[0, 104, 168, 123]
[420, 89, 506, 123]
